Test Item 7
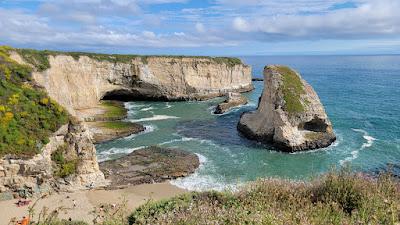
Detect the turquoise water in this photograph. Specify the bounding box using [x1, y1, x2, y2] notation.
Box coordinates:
[96, 55, 400, 191]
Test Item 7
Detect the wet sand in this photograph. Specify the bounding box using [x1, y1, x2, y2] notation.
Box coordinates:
[0, 182, 186, 224]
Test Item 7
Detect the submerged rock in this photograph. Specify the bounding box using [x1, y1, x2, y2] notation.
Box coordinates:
[214, 92, 248, 114]
[238, 65, 336, 152]
[99, 146, 199, 189]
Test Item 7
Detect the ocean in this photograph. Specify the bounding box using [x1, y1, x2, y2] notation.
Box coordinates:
[96, 55, 400, 191]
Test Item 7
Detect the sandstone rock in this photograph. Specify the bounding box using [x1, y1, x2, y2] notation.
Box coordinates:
[63, 118, 107, 189]
[11, 53, 253, 117]
[214, 92, 248, 114]
[238, 65, 336, 152]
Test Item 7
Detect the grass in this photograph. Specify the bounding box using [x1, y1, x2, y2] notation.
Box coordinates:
[3, 46, 244, 72]
[98, 121, 136, 130]
[99, 101, 127, 120]
[129, 170, 400, 225]
[0, 46, 68, 158]
[275, 65, 306, 114]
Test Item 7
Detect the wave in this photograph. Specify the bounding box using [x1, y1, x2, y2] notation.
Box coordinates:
[98, 146, 147, 162]
[158, 137, 196, 146]
[352, 128, 377, 149]
[122, 124, 157, 140]
[140, 107, 154, 112]
[130, 115, 179, 123]
[339, 129, 376, 166]
[170, 153, 239, 192]
[165, 102, 172, 109]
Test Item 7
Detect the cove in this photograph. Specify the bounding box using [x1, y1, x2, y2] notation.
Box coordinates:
[96, 55, 400, 191]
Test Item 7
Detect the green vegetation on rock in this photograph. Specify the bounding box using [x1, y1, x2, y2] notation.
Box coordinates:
[129, 170, 400, 225]
[98, 101, 127, 121]
[0, 46, 68, 158]
[276, 65, 306, 114]
[99, 121, 135, 129]
[7, 47, 244, 72]
[51, 144, 77, 178]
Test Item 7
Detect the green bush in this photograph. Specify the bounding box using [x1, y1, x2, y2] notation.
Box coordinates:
[51, 144, 77, 178]
[0, 46, 68, 158]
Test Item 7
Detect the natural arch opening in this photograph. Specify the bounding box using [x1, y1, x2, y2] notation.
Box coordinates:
[101, 89, 170, 102]
[299, 117, 328, 132]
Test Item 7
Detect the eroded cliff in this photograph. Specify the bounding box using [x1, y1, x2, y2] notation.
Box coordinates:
[238, 65, 336, 152]
[10, 50, 253, 117]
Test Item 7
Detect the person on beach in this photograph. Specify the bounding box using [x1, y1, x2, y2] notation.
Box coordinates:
[18, 216, 29, 225]
[73, 199, 77, 208]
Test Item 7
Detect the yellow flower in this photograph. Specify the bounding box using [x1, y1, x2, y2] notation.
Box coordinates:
[40, 98, 49, 105]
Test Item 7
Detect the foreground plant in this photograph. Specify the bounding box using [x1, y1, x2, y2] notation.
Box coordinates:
[129, 171, 400, 225]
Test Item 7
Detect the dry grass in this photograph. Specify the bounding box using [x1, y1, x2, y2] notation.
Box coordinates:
[129, 170, 400, 225]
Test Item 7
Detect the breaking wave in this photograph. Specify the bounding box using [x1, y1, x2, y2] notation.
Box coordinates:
[339, 129, 376, 166]
[130, 115, 179, 122]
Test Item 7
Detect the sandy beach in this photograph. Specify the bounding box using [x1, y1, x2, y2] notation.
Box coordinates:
[0, 182, 186, 224]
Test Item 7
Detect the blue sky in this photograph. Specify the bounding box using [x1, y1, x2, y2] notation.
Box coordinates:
[0, 0, 399, 56]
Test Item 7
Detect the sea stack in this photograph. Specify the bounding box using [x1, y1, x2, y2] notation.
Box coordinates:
[238, 65, 336, 152]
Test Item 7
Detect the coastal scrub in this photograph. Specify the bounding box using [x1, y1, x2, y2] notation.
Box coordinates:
[129, 171, 400, 224]
[276, 65, 306, 114]
[10, 47, 244, 72]
[0, 46, 68, 158]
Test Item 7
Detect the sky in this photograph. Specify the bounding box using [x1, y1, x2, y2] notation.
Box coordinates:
[0, 0, 399, 56]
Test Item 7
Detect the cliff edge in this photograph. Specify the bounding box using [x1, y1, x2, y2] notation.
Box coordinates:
[10, 49, 253, 117]
[238, 65, 336, 152]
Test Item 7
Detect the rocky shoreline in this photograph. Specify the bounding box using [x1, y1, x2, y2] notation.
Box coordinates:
[99, 146, 200, 189]
[214, 92, 248, 114]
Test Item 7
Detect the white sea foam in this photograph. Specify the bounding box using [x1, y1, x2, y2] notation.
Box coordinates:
[158, 137, 195, 146]
[98, 146, 147, 162]
[123, 124, 157, 140]
[165, 102, 172, 109]
[339, 129, 376, 166]
[130, 115, 179, 122]
[140, 107, 154, 112]
[170, 153, 239, 191]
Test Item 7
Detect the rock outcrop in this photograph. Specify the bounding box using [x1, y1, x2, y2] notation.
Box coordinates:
[214, 92, 248, 114]
[0, 119, 107, 198]
[99, 146, 199, 189]
[238, 65, 336, 152]
[10, 52, 253, 117]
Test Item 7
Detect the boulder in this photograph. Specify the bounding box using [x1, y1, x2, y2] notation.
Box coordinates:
[214, 92, 248, 114]
[238, 65, 336, 152]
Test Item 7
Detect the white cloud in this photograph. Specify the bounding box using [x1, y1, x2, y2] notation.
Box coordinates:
[230, 0, 400, 40]
[232, 17, 251, 32]
[195, 22, 206, 33]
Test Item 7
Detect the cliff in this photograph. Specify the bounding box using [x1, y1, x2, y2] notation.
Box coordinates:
[10, 49, 253, 117]
[0, 119, 107, 198]
[238, 65, 336, 152]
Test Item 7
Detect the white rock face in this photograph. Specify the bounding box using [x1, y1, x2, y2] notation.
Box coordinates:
[0, 120, 107, 197]
[11, 54, 252, 116]
[238, 65, 336, 152]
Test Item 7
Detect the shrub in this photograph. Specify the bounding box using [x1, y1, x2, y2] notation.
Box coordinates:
[0, 46, 68, 158]
[51, 144, 77, 178]
[129, 171, 400, 225]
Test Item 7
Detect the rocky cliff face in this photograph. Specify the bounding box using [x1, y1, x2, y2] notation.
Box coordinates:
[0, 119, 107, 198]
[238, 65, 336, 152]
[11, 52, 252, 117]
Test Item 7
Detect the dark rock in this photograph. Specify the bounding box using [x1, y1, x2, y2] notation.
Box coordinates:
[99, 146, 200, 189]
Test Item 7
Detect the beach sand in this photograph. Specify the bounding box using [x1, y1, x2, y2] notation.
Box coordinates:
[0, 182, 186, 224]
